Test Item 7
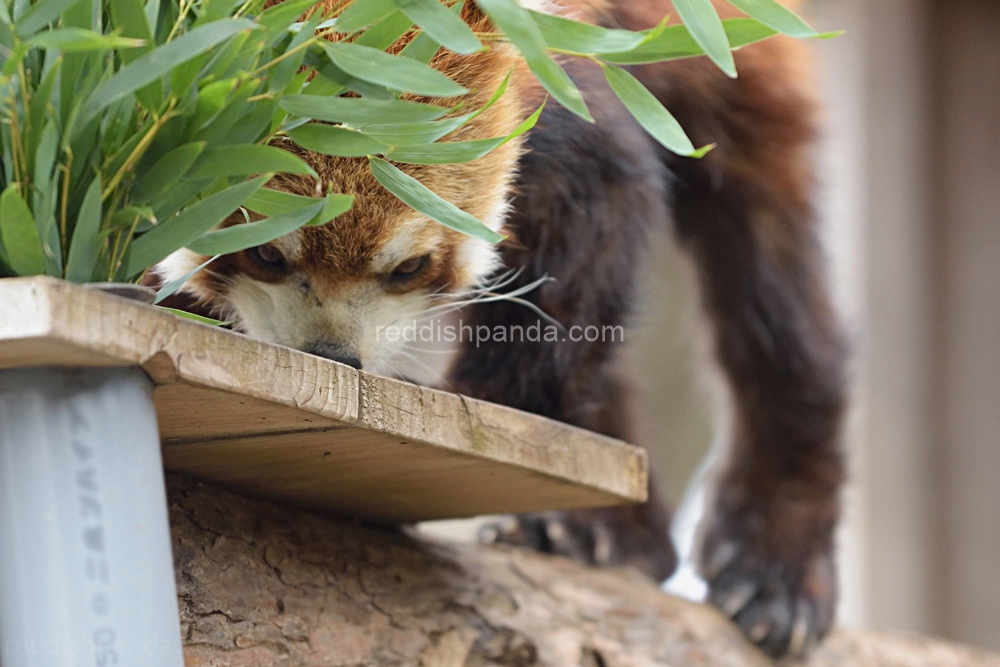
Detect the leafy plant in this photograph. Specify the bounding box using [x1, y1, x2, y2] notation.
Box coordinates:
[0, 0, 826, 292]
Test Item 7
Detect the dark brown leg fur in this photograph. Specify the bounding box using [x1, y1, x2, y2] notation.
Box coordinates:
[628, 31, 848, 657]
[474, 377, 677, 582]
[447, 60, 678, 582]
[454, 9, 846, 658]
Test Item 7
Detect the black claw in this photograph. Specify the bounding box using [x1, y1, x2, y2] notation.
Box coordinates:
[705, 551, 833, 659]
[478, 509, 678, 583]
[787, 598, 816, 658]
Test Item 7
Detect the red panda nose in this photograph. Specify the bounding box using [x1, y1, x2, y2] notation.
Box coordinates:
[302, 342, 362, 370]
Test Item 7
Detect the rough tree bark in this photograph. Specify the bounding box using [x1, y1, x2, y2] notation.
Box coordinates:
[170, 475, 1000, 667]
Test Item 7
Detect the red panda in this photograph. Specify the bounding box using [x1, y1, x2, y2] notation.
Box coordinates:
[153, 0, 846, 658]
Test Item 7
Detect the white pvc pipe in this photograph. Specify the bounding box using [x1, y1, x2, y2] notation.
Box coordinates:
[0, 366, 184, 667]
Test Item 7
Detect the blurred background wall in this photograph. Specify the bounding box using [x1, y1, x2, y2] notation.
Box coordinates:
[628, 0, 1000, 651]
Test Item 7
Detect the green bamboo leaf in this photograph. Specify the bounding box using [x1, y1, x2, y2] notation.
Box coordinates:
[398, 30, 439, 63]
[27, 60, 58, 161]
[0, 35, 13, 77]
[387, 137, 502, 164]
[170, 57, 213, 108]
[387, 100, 543, 164]
[0, 225, 9, 271]
[244, 189, 354, 226]
[186, 200, 324, 255]
[476, 0, 592, 122]
[353, 9, 413, 50]
[154, 254, 218, 304]
[64, 177, 103, 283]
[322, 41, 467, 97]
[280, 94, 449, 125]
[150, 178, 213, 222]
[14, 0, 78, 37]
[32, 121, 61, 277]
[672, 0, 735, 76]
[0, 185, 46, 276]
[287, 124, 389, 157]
[528, 9, 644, 54]
[102, 109, 149, 185]
[26, 27, 146, 51]
[602, 64, 710, 157]
[189, 76, 257, 145]
[56, 3, 96, 120]
[125, 175, 268, 276]
[12, 0, 28, 22]
[306, 193, 354, 226]
[329, 63, 397, 99]
[109, 0, 160, 112]
[144, 0, 159, 34]
[32, 115, 59, 194]
[108, 0, 152, 60]
[1, 42, 28, 75]
[369, 156, 504, 243]
[190, 77, 239, 129]
[78, 18, 256, 127]
[600, 18, 775, 65]
[297, 56, 346, 98]
[108, 205, 155, 229]
[333, 0, 395, 33]
[304, 59, 396, 99]
[243, 189, 316, 216]
[215, 35, 261, 75]
[394, 0, 482, 55]
[398, 0, 466, 63]
[361, 68, 508, 145]
[228, 98, 279, 145]
[255, 0, 312, 38]
[267, 9, 319, 93]
[158, 306, 231, 326]
[131, 142, 206, 204]
[186, 144, 318, 179]
[358, 114, 473, 145]
[726, 0, 816, 38]
[194, 0, 238, 27]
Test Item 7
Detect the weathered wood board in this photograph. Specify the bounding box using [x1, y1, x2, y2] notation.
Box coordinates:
[0, 277, 646, 522]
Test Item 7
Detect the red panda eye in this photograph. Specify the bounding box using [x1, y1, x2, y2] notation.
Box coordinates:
[249, 244, 285, 270]
[391, 255, 429, 279]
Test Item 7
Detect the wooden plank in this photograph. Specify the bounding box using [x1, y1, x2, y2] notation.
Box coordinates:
[163, 429, 628, 523]
[356, 374, 646, 505]
[155, 383, 342, 441]
[0, 277, 647, 520]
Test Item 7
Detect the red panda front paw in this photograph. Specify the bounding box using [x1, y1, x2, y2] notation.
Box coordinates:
[478, 509, 677, 582]
[701, 507, 837, 659]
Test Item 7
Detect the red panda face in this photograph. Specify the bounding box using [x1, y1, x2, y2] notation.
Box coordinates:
[157, 24, 532, 372]
[157, 157, 513, 371]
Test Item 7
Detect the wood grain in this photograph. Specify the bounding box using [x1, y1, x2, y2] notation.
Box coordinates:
[0, 277, 647, 521]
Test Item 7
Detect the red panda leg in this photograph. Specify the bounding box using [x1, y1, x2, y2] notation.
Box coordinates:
[647, 39, 848, 657]
[446, 71, 679, 582]
[475, 379, 678, 584]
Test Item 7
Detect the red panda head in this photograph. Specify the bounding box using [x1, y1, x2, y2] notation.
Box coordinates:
[157, 8, 536, 371]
